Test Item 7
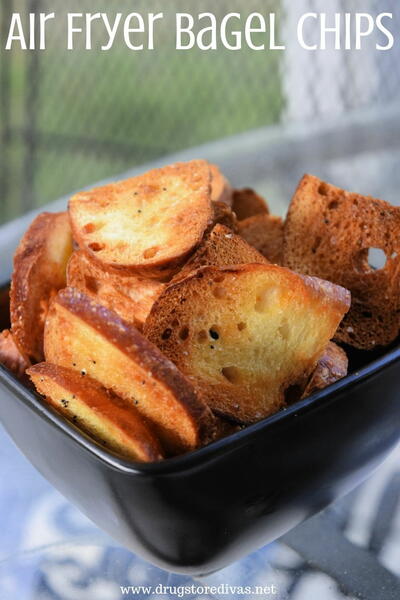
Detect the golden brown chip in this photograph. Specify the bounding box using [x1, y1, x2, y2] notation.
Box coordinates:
[28, 363, 163, 462]
[301, 342, 348, 399]
[69, 160, 214, 278]
[0, 329, 30, 379]
[238, 214, 284, 264]
[283, 174, 400, 349]
[10, 212, 73, 362]
[145, 264, 350, 423]
[210, 164, 233, 207]
[232, 188, 269, 221]
[44, 287, 216, 454]
[67, 250, 163, 329]
[173, 224, 268, 284]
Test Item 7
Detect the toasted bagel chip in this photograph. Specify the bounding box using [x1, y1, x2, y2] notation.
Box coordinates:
[10, 212, 73, 362]
[28, 363, 163, 462]
[173, 224, 268, 284]
[145, 264, 350, 423]
[283, 174, 400, 349]
[210, 164, 233, 207]
[210, 201, 238, 232]
[0, 329, 30, 379]
[44, 288, 215, 454]
[232, 188, 269, 221]
[67, 250, 163, 329]
[213, 416, 243, 440]
[238, 214, 284, 265]
[301, 342, 348, 400]
[69, 160, 213, 277]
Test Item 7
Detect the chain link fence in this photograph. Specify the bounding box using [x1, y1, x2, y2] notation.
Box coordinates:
[1, 0, 399, 225]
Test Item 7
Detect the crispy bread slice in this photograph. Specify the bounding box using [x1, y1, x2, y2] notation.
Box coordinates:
[28, 363, 163, 462]
[145, 264, 350, 423]
[69, 160, 213, 277]
[10, 212, 73, 362]
[67, 250, 163, 329]
[232, 188, 269, 221]
[214, 416, 243, 440]
[0, 329, 30, 379]
[211, 201, 238, 232]
[173, 224, 268, 283]
[301, 342, 348, 400]
[238, 214, 284, 264]
[283, 175, 400, 349]
[210, 165, 233, 206]
[44, 288, 215, 454]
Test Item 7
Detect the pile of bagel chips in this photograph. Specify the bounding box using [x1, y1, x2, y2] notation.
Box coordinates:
[2, 160, 399, 461]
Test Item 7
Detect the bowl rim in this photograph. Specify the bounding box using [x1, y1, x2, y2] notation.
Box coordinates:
[1, 341, 399, 476]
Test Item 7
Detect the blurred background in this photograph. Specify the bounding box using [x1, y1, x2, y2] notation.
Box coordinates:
[1, 0, 400, 226]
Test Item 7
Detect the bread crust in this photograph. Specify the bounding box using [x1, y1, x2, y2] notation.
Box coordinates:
[28, 362, 163, 462]
[213, 415, 243, 440]
[44, 287, 216, 454]
[67, 250, 163, 329]
[10, 212, 73, 362]
[145, 264, 350, 423]
[210, 201, 238, 233]
[0, 329, 31, 379]
[283, 174, 400, 349]
[238, 214, 284, 264]
[172, 224, 268, 284]
[301, 342, 348, 399]
[232, 188, 269, 221]
[210, 164, 233, 207]
[69, 160, 214, 276]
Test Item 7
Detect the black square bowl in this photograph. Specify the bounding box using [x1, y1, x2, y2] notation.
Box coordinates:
[0, 281, 399, 576]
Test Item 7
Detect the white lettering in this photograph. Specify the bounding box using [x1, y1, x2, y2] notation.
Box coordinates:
[6, 13, 27, 50]
[197, 13, 217, 50]
[220, 13, 241, 51]
[67, 13, 83, 50]
[376, 13, 394, 51]
[355, 13, 374, 50]
[298, 13, 318, 50]
[101, 13, 122, 51]
[320, 12, 341, 50]
[245, 13, 266, 51]
[176, 13, 195, 50]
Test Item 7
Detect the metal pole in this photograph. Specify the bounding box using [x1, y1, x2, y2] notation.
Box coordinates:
[23, 0, 41, 212]
[0, 0, 13, 221]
